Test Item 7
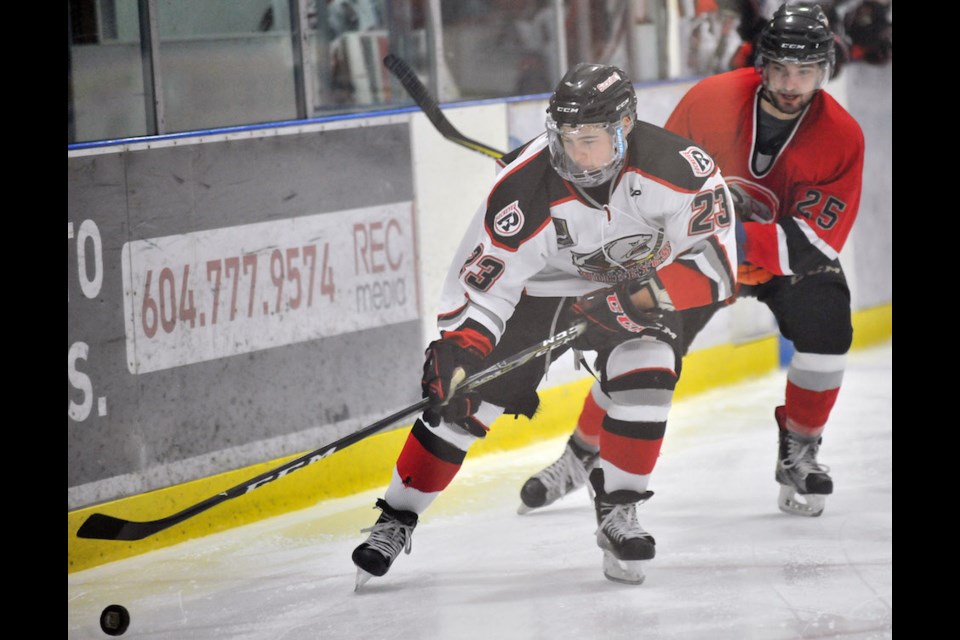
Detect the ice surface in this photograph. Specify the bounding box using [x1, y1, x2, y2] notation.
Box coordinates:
[68, 341, 892, 639]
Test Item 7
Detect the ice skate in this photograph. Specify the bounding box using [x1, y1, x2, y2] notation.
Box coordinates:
[518, 436, 599, 514]
[351, 498, 418, 590]
[589, 468, 655, 585]
[775, 406, 833, 517]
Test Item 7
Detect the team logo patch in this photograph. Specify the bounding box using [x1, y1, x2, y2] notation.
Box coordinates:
[493, 200, 524, 237]
[680, 146, 715, 177]
[553, 217, 574, 248]
[727, 177, 780, 223]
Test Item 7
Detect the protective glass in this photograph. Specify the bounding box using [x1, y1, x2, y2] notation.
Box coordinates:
[545, 114, 627, 188]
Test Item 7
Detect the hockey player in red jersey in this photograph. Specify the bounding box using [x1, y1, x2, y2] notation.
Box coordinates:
[519, 3, 864, 519]
[351, 62, 737, 588]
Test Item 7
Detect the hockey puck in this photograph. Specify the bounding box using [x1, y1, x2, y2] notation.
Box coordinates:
[100, 604, 130, 636]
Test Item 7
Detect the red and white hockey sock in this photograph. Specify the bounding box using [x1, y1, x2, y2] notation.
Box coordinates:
[574, 380, 608, 449]
[783, 351, 846, 437]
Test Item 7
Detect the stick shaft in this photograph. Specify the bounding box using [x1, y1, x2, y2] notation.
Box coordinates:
[383, 53, 505, 160]
[75, 323, 584, 541]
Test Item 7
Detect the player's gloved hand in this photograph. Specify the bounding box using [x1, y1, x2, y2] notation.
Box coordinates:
[737, 262, 774, 286]
[564, 282, 668, 352]
[421, 330, 487, 428]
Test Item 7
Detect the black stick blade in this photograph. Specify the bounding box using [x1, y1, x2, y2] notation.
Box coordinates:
[76, 513, 156, 541]
[71, 328, 581, 543]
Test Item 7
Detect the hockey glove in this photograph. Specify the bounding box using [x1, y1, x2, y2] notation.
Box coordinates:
[421, 329, 488, 428]
[737, 262, 774, 286]
[564, 282, 672, 352]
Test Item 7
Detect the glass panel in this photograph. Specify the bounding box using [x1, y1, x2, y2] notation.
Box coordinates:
[439, 0, 667, 103]
[68, 0, 147, 143]
[679, 0, 743, 77]
[309, 0, 393, 115]
[67, 0, 677, 145]
[441, 0, 560, 101]
[155, 0, 299, 133]
[563, 0, 666, 83]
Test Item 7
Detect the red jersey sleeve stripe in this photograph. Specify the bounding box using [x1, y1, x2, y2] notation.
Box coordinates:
[656, 262, 714, 310]
[743, 222, 784, 275]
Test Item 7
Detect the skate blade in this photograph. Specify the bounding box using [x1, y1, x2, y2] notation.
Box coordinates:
[354, 568, 375, 591]
[778, 484, 826, 517]
[517, 502, 540, 515]
[602, 550, 646, 585]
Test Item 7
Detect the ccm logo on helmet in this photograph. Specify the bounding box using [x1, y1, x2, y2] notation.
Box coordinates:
[494, 201, 525, 237]
[596, 72, 621, 92]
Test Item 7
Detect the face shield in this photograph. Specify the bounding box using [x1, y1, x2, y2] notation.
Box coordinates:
[545, 114, 628, 188]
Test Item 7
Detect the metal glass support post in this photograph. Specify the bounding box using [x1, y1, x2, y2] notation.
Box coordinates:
[290, 0, 315, 118]
[551, 0, 568, 87]
[137, 0, 165, 135]
[424, 0, 443, 102]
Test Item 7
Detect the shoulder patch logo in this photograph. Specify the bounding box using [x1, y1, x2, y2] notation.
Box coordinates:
[726, 177, 780, 223]
[553, 217, 574, 248]
[680, 146, 715, 177]
[494, 200, 525, 237]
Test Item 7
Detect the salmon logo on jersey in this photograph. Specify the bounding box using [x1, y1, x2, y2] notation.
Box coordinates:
[680, 146, 715, 177]
[571, 232, 671, 283]
[726, 177, 779, 223]
[493, 200, 525, 237]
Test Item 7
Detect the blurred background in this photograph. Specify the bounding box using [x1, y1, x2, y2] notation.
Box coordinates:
[67, 0, 891, 143]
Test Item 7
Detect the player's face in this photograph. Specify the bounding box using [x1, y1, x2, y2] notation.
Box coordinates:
[557, 125, 616, 171]
[761, 60, 825, 116]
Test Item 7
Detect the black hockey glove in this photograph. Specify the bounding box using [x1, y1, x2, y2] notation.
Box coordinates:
[421, 330, 488, 428]
[564, 282, 669, 352]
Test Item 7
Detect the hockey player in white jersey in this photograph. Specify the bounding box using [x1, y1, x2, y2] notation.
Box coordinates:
[351, 62, 738, 588]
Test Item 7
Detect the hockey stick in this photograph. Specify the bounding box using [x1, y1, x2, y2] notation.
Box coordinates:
[76, 321, 586, 541]
[383, 52, 506, 160]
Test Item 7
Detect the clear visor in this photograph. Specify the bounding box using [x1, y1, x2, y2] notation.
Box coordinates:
[545, 114, 627, 188]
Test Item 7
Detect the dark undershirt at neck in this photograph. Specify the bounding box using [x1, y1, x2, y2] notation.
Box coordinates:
[580, 183, 612, 207]
[756, 107, 798, 156]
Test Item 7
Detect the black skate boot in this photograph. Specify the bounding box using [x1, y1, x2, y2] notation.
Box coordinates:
[775, 405, 833, 517]
[351, 498, 418, 590]
[518, 435, 599, 514]
[589, 468, 655, 585]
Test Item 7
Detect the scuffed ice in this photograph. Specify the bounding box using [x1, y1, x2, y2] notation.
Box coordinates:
[69, 342, 892, 640]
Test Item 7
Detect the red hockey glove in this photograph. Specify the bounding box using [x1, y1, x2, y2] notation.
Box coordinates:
[421, 330, 488, 428]
[564, 282, 669, 352]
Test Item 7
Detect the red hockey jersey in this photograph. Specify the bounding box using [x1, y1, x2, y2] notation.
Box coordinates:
[665, 67, 864, 277]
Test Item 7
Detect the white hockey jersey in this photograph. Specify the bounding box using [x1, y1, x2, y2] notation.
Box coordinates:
[437, 121, 738, 346]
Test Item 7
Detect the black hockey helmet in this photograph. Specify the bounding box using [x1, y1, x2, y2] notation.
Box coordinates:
[547, 63, 637, 127]
[757, 3, 836, 70]
[545, 63, 637, 187]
